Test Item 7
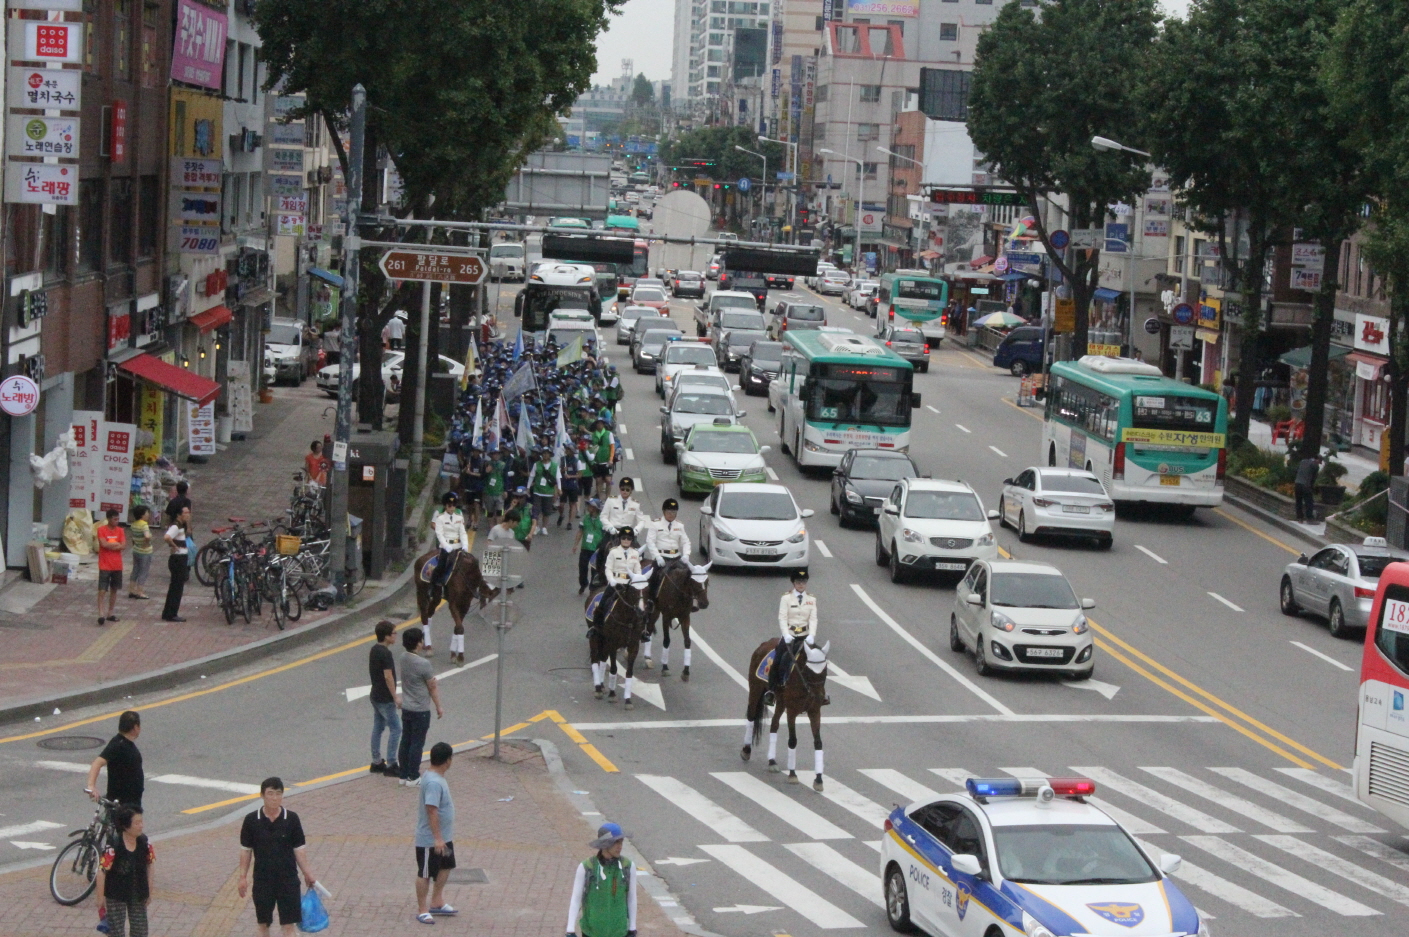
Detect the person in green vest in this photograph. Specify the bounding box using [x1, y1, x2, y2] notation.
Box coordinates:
[588, 419, 616, 500]
[565, 823, 636, 937]
[527, 448, 560, 537]
[482, 453, 506, 526]
[573, 499, 606, 595]
[511, 489, 534, 551]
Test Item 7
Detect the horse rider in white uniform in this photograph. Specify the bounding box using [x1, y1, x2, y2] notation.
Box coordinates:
[590, 526, 644, 639]
[644, 497, 691, 614]
[765, 568, 827, 706]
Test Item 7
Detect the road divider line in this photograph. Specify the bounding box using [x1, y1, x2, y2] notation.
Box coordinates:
[151, 774, 261, 795]
[849, 584, 1013, 715]
[1134, 544, 1168, 564]
[766, 467, 779, 480]
[1290, 641, 1353, 671]
[571, 714, 1222, 730]
[814, 539, 833, 558]
[955, 424, 971, 434]
[1208, 592, 1245, 612]
[625, 448, 635, 461]
[618, 424, 628, 434]
[1212, 507, 1301, 555]
[528, 709, 619, 772]
[1000, 396, 1043, 422]
[682, 625, 749, 690]
[988, 445, 1008, 458]
[926, 405, 940, 414]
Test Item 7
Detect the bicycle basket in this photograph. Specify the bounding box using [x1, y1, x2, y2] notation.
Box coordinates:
[276, 534, 302, 556]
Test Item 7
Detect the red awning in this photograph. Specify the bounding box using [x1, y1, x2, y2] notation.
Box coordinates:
[189, 305, 232, 333]
[969, 255, 994, 269]
[118, 354, 221, 406]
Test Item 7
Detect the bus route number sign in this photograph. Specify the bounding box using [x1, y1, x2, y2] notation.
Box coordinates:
[1383, 597, 1409, 635]
[378, 251, 486, 284]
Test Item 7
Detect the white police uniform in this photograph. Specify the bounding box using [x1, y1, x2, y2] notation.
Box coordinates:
[604, 543, 643, 584]
[601, 494, 646, 533]
[777, 588, 818, 642]
[433, 509, 472, 552]
[646, 518, 691, 562]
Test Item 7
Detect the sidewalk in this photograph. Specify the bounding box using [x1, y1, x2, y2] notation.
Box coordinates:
[1245, 418, 1379, 489]
[0, 742, 688, 937]
[0, 383, 341, 713]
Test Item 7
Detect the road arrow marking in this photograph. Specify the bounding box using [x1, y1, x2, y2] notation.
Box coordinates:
[1134, 544, 1168, 564]
[827, 661, 880, 701]
[0, 821, 62, 839]
[345, 653, 497, 701]
[630, 679, 666, 711]
[10, 841, 55, 850]
[654, 857, 710, 867]
[955, 424, 971, 433]
[1061, 677, 1121, 700]
[713, 905, 783, 915]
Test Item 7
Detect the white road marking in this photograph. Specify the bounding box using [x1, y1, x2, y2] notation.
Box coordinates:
[151, 774, 262, 795]
[785, 842, 885, 908]
[1134, 544, 1168, 564]
[684, 625, 749, 690]
[1208, 592, 1245, 612]
[989, 445, 1009, 458]
[0, 821, 63, 839]
[765, 467, 779, 480]
[636, 775, 767, 842]
[1210, 768, 1383, 833]
[625, 448, 635, 461]
[926, 405, 940, 414]
[1258, 834, 1409, 906]
[992, 766, 1165, 833]
[571, 714, 1223, 730]
[619, 424, 629, 434]
[849, 584, 1014, 715]
[1073, 767, 1240, 833]
[1274, 768, 1362, 804]
[1061, 677, 1121, 699]
[1134, 838, 1295, 919]
[1335, 834, 1409, 873]
[711, 773, 852, 840]
[9, 841, 55, 850]
[345, 653, 497, 701]
[34, 760, 88, 772]
[825, 661, 880, 701]
[653, 857, 710, 867]
[955, 424, 971, 433]
[816, 776, 892, 829]
[814, 539, 833, 558]
[860, 768, 940, 803]
[1289, 640, 1353, 671]
[713, 904, 783, 915]
[927, 768, 976, 789]
[698, 845, 866, 929]
[1180, 835, 1378, 916]
[1140, 767, 1311, 832]
[631, 679, 667, 711]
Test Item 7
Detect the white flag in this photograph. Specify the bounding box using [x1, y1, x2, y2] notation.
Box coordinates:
[516, 405, 533, 454]
[470, 398, 484, 450]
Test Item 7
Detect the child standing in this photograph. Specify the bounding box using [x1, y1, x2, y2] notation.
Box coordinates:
[127, 506, 153, 600]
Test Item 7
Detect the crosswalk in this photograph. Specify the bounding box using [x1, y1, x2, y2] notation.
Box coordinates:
[631, 762, 1408, 930]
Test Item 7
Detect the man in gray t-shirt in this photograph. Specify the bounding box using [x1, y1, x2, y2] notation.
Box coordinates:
[414, 742, 456, 922]
[396, 628, 443, 785]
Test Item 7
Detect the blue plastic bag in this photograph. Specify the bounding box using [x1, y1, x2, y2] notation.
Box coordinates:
[297, 887, 329, 933]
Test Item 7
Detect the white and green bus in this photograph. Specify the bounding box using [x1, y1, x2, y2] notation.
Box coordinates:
[876, 270, 948, 343]
[771, 331, 919, 467]
[1042, 356, 1228, 512]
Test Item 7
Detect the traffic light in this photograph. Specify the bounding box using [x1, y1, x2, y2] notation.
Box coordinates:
[713, 183, 721, 189]
[798, 207, 811, 225]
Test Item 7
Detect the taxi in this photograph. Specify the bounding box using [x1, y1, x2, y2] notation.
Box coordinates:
[881, 776, 1206, 937]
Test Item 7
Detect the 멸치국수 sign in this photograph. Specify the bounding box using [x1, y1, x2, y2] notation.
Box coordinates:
[1122, 427, 1225, 448]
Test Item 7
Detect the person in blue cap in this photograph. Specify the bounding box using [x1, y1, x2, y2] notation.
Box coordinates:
[565, 823, 636, 937]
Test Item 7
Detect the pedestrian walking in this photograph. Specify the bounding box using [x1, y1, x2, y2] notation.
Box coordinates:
[161, 507, 191, 622]
[512, 497, 535, 551]
[414, 742, 458, 924]
[558, 440, 584, 530]
[574, 499, 606, 595]
[238, 778, 319, 937]
[95, 508, 126, 626]
[384, 314, 406, 350]
[482, 451, 506, 526]
[458, 447, 485, 528]
[127, 505, 154, 600]
[369, 619, 401, 777]
[396, 627, 442, 784]
[95, 805, 154, 937]
[85, 710, 144, 809]
[321, 325, 342, 365]
[1294, 452, 1322, 522]
[564, 822, 637, 937]
[528, 448, 560, 537]
[304, 441, 329, 486]
[163, 480, 191, 525]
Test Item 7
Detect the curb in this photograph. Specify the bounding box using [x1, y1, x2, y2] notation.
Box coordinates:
[532, 737, 725, 937]
[1221, 492, 1327, 551]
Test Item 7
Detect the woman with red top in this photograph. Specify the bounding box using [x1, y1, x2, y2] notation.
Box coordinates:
[96, 805, 154, 937]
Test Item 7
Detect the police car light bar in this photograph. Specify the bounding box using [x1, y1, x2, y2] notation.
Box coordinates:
[966, 777, 1097, 800]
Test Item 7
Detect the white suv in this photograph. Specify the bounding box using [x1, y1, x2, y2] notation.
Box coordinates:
[875, 478, 999, 583]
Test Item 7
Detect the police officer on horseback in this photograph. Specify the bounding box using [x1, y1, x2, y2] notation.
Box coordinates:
[764, 569, 825, 707]
[595, 477, 646, 587]
[589, 526, 643, 639]
[644, 498, 691, 616]
[430, 491, 470, 606]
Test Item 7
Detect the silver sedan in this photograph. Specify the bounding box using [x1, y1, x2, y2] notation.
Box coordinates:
[1280, 537, 1409, 638]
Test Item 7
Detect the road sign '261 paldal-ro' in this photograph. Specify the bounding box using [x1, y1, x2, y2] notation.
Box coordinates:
[378, 251, 487, 284]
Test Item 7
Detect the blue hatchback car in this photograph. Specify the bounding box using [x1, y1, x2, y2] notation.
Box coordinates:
[992, 326, 1045, 376]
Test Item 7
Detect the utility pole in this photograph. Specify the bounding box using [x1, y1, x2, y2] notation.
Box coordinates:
[330, 85, 366, 601]
[411, 279, 431, 459]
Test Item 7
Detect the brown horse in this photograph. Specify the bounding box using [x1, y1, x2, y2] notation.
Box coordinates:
[741, 636, 830, 791]
[642, 562, 711, 680]
[585, 571, 651, 710]
[413, 549, 498, 660]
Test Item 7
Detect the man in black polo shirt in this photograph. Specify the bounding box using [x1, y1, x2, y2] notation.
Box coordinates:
[238, 778, 319, 936]
[85, 710, 143, 808]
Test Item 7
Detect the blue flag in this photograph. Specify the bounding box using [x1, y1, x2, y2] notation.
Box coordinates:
[502, 361, 536, 401]
[512, 328, 524, 365]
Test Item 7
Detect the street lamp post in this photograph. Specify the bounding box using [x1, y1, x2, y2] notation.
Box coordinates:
[761, 135, 798, 238]
[1090, 135, 1150, 356]
[877, 145, 925, 264]
[819, 148, 864, 275]
[734, 144, 767, 238]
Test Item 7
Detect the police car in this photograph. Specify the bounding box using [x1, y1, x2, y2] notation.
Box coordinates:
[881, 776, 1207, 937]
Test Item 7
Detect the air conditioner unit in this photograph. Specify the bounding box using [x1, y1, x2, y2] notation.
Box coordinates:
[817, 332, 884, 356]
[1078, 355, 1161, 376]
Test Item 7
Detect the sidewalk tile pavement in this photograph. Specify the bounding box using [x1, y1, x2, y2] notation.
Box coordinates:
[0, 743, 684, 937]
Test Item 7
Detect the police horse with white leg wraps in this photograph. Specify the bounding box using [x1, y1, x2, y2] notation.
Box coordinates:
[585, 526, 652, 708]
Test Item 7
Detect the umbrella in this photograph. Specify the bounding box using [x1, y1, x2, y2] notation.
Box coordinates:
[973, 311, 1026, 329]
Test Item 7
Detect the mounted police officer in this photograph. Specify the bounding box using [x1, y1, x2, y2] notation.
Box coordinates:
[644, 498, 691, 615]
[430, 491, 470, 605]
[764, 569, 825, 707]
[589, 526, 643, 639]
[596, 477, 646, 585]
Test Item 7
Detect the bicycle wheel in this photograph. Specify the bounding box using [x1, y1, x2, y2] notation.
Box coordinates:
[283, 581, 303, 623]
[195, 541, 225, 587]
[346, 561, 368, 597]
[216, 573, 235, 625]
[49, 836, 98, 905]
[269, 582, 286, 630]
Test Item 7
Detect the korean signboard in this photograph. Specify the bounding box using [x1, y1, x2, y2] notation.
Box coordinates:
[847, 0, 918, 15]
[176, 190, 220, 223]
[273, 95, 305, 119]
[1292, 242, 1325, 268]
[135, 388, 164, 466]
[172, 156, 221, 188]
[0, 374, 40, 417]
[275, 193, 308, 214]
[1291, 268, 1323, 292]
[269, 122, 305, 146]
[268, 174, 304, 197]
[110, 100, 128, 162]
[68, 411, 103, 511]
[97, 422, 138, 521]
[6, 115, 79, 158]
[171, 0, 228, 91]
[269, 148, 304, 173]
[7, 67, 81, 110]
[276, 213, 306, 236]
[176, 226, 219, 254]
[186, 401, 216, 457]
[7, 0, 84, 8]
[7, 21, 84, 63]
[4, 162, 77, 205]
[1355, 314, 1389, 355]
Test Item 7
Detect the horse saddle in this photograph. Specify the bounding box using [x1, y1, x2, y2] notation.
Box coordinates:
[755, 647, 778, 682]
[584, 590, 606, 622]
[419, 552, 462, 584]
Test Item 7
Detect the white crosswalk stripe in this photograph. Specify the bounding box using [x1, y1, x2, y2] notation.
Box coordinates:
[712, 773, 852, 840]
[1074, 766, 1240, 833]
[860, 767, 939, 802]
[1140, 767, 1312, 832]
[1209, 767, 1385, 833]
[817, 775, 892, 829]
[698, 844, 866, 928]
[1274, 767, 1364, 805]
[927, 767, 976, 789]
[1134, 838, 1297, 919]
[785, 842, 885, 908]
[1256, 835, 1409, 907]
[1334, 834, 1409, 874]
[636, 775, 767, 842]
[1181, 835, 1379, 916]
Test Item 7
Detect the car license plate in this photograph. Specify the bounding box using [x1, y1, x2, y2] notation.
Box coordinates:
[1160, 475, 1181, 486]
[1026, 647, 1064, 658]
[1062, 505, 1091, 514]
[744, 546, 774, 555]
[934, 561, 968, 571]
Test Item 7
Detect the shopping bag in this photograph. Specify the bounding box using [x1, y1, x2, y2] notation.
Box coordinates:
[297, 885, 329, 933]
[186, 535, 197, 567]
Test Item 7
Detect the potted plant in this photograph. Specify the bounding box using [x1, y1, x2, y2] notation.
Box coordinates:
[1316, 457, 1349, 505]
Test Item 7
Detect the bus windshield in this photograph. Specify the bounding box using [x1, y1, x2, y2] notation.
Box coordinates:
[1132, 394, 1219, 432]
[625, 245, 649, 278]
[806, 364, 910, 427]
[896, 280, 945, 301]
[522, 286, 596, 331]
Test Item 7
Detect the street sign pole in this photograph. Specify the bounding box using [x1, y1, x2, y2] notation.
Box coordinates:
[412, 279, 432, 459]
[330, 84, 366, 603]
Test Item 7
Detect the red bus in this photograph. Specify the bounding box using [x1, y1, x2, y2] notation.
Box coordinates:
[1358, 561, 1409, 829]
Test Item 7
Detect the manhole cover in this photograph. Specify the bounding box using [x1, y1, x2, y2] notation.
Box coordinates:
[37, 736, 106, 751]
[446, 868, 488, 884]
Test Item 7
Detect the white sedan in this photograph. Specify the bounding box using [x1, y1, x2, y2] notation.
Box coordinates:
[998, 467, 1115, 548]
[817, 271, 851, 295]
[698, 483, 813, 569]
[317, 350, 465, 401]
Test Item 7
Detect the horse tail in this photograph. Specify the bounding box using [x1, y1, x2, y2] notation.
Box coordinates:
[750, 703, 765, 747]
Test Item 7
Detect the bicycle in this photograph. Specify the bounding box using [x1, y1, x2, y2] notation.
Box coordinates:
[260, 555, 304, 630]
[50, 796, 117, 905]
[292, 538, 366, 598]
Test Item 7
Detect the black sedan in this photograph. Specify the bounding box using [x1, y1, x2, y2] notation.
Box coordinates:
[830, 448, 920, 527]
[738, 340, 784, 396]
[764, 273, 796, 290]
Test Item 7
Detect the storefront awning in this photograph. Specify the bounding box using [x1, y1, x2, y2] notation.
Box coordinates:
[118, 354, 221, 406]
[1278, 343, 1351, 369]
[189, 305, 232, 333]
[919, 250, 941, 260]
[1092, 287, 1123, 303]
[969, 255, 994, 269]
[309, 267, 344, 288]
[1348, 351, 1386, 381]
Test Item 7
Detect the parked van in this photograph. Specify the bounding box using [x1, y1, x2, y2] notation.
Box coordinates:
[992, 325, 1045, 376]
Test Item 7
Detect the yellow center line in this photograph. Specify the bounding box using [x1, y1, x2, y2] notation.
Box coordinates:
[999, 395, 1043, 422]
[1212, 507, 1301, 556]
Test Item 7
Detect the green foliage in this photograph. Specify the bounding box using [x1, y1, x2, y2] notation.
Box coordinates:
[1227, 442, 1293, 489]
[1316, 458, 1349, 486]
[631, 73, 655, 105]
[659, 126, 786, 182]
[1266, 405, 1292, 424]
[1324, 0, 1409, 204]
[1347, 471, 1390, 526]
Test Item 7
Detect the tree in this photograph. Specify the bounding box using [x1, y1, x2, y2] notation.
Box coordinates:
[967, 0, 1159, 358]
[631, 73, 654, 106]
[659, 126, 785, 183]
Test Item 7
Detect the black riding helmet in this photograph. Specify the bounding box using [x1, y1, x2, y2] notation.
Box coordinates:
[442, 491, 460, 507]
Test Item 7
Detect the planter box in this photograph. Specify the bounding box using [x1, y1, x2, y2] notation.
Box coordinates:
[1326, 515, 1377, 546]
[1225, 475, 1297, 519]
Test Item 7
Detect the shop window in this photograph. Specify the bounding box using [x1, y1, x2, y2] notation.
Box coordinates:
[110, 177, 133, 266]
[44, 206, 72, 279]
[77, 180, 105, 275]
[138, 175, 159, 258]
